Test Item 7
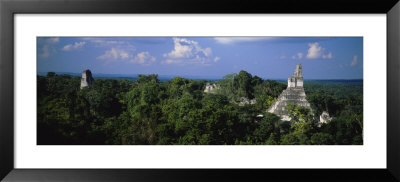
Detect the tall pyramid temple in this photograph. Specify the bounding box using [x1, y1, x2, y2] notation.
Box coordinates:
[267, 64, 312, 121]
[80, 69, 94, 89]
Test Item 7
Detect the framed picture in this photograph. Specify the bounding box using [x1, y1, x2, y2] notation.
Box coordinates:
[1, 0, 399, 181]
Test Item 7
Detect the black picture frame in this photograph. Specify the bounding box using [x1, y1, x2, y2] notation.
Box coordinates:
[1, 0, 399, 181]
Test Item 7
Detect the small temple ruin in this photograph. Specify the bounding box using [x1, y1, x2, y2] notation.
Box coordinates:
[204, 83, 220, 93]
[80, 69, 94, 89]
[267, 64, 312, 121]
[319, 111, 332, 124]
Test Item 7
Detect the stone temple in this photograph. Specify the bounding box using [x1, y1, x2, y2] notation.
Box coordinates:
[80, 69, 94, 89]
[267, 64, 312, 121]
[204, 83, 220, 93]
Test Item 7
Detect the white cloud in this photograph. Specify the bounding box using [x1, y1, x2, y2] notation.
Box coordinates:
[81, 38, 136, 53]
[39, 37, 59, 58]
[214, 56, 221, 62]
[214, 37, 275, 44]
[90, 38, 137, 63]
[163, 59, 182, 64]
[162, 38, 214, 65]
[351, 55, 358, 66]
[93, 38, 158, 65]
[306, 42, 323, 59]
[97, 47, 156, 65]
[292, 52, 303, 60]
[297, 53, 303, 59]
[130, 52, 156, 65]
[39, 45, 51, 58]
[280, 55, 286, 59]
[306, 42, 333, 59]
[46, 37, 59, 44]
[322, 52, 333, 59]
[62, 41, 86, 51]
[97, 48, 131, 60]
[203, 48, 212, 57]
[82, 38, 124, 46]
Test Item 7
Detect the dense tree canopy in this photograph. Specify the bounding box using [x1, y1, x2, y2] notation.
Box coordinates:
[37, 71, 363, 145]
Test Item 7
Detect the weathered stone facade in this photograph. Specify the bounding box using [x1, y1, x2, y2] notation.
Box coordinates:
[319, 111, 332, 124]
[267, 64, 312, 121]
[80, 69, 94, 89]
[204, 83, 220, 93]
[238, 97, 256, 106]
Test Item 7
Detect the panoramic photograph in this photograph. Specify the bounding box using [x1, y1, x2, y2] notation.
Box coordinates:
[37, 37, 363, 145]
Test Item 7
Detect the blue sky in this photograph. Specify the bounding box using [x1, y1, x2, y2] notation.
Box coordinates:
[37, 37, 363, 79]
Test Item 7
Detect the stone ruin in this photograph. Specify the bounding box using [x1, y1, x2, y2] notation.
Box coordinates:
[80, 69, 94, 89]
[267, 64, 312, 121]
[204, 83, 220, 93]
[238, 97, 256, 106]
[319, 111, 332, 124]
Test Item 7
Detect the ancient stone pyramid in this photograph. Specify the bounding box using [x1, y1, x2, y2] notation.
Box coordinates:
[80, 69, 94, 89]
[267, 64, 312, 121]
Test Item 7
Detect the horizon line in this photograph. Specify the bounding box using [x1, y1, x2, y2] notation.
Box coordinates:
[37, 71, 363, 81]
